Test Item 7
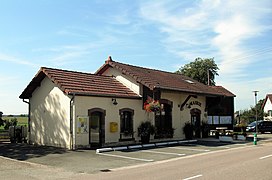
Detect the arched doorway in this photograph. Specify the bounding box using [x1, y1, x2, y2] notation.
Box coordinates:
[190, 108, 201, 138]
[155, 99, 173, 139]
[88, 108, 106, 148]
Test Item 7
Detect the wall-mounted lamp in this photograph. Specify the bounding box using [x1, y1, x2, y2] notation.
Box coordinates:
[112, 98, 118, 105]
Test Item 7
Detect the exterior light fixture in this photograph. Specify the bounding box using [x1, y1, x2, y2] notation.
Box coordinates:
[112, 98, 118, 105]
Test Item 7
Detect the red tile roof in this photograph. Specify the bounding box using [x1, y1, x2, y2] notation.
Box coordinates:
[96, 57, 235, 97]
[209, 86, 236, 97]
[19, 67, 140, 99]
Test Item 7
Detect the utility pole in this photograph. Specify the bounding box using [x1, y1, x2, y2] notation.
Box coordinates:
[253, 90, 258, 145]
[207, 69, 210, 86]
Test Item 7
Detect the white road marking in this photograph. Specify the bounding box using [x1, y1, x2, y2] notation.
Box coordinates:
[97, 152, 154, 162]
[169, 147, 210, 152]
[142, 150, 186, 156]
[183, 174, 203, 180]
[259, 154, 272, 160]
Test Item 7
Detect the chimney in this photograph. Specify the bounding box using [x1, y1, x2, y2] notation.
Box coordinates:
[105, 56, 112, 64]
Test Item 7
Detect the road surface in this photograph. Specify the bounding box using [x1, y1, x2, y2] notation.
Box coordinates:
[83, 142, 272, 180]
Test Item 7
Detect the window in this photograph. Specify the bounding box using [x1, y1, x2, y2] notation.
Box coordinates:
[268, 110, 272, 117]
[119, 108, 134, 140]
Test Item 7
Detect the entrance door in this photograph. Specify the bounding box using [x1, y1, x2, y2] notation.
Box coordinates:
[88, 109, 105, 148]
[155, 99, 173, 139]
[191, 108, 201, 138]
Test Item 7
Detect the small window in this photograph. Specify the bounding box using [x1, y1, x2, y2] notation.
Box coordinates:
[268, 110, 272, 117]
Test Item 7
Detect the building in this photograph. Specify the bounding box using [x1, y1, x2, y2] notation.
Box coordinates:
[263, 94, 272, 120]
[19, 57, 235, 149]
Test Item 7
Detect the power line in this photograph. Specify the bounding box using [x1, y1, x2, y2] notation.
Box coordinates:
[218, 47, 272, 65]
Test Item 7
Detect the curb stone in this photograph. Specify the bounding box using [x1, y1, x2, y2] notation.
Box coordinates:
[96, 139, 197, 153]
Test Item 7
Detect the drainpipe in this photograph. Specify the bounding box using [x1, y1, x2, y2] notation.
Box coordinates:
[22, 99, 30, 144]
[70, 94, 75, 150]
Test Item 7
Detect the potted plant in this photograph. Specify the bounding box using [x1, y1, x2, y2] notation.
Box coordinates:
[144, 99, 161, 112]
[138, 121, 155, 144]
[183, 122, 194, 140]
[201, 121, 210, 138]
[233, 124, 247, 141]
[219, 131, 233, 142]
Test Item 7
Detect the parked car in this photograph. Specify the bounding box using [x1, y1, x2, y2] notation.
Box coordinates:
[246, 120, 272, 133]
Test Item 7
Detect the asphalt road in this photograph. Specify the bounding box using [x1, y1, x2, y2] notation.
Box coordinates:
[0, 137, 272, 179]
[82, 142, 272, 180]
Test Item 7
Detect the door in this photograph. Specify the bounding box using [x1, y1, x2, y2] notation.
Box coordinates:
[191, 108, 201, 138]
[155, 99, 173, 138]
[88, 109, 105, 148]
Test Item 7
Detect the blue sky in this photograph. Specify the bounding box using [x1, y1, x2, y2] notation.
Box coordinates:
[0, 0, 271, 114]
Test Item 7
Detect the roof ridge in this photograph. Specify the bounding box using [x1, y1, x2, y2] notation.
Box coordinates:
[41, 66, 114, 78]
[110, 60, 196, 80]
[20, 66, 140, 99]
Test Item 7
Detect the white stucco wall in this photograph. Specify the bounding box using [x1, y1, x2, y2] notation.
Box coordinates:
[264, 98, 272, 120]
[264, 98, 272, 113]
[74, 96, 153, 147]
[161, 91, 206, 139]
[103, 67, 141, 95]
[30, 77, 71, 148]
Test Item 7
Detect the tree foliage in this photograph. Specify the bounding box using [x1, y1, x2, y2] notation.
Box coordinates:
[176, 57, 219, 86]
[238, 99, 265, 124]
[0, 112, 18, 129]
[0, 111, 4, 127]
[4, 118, 18, 130]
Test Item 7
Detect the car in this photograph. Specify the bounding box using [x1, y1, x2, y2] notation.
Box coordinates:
[246, 120, 272, 133]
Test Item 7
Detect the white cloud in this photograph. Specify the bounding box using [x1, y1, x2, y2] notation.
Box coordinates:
[0, 53, 38, 67]
[139, 0, 272, 110]
[140, 0, 272, 77]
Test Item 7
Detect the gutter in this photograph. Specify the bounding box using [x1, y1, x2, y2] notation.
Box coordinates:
[22, 99, 30, 144]
[70, 94, 75, 150]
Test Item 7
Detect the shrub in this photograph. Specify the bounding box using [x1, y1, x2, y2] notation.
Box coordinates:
[183, 122, 194, 139]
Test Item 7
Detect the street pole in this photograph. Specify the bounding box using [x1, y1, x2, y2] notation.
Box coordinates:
[207, 69, 210, 86]
[253, 91, 258, 145]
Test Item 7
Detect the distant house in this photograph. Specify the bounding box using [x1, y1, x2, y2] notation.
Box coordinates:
[20, 56, 235, 149]
[263, 94, 272, 120]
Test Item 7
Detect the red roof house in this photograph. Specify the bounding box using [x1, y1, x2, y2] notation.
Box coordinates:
[263, 94, 272, 120]
[20, 57, 235, 149]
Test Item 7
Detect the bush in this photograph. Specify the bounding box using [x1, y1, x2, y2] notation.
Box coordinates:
[138, 121, 155, 144]
[201, 121, 210, 138]
[183, 122, 194, 140]
[4, 118, 17, 130]
[138, 121, 155, 137]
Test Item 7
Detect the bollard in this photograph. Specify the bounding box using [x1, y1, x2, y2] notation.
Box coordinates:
[253, 133, 257, 145]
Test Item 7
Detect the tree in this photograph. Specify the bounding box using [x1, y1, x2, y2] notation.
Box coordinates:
[0, 111, 4, 127]
[239, 99, 265, 124]
[176, 57, 219, 86]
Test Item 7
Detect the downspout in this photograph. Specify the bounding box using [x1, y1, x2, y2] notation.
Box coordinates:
[70, 94, 75, 150]
[22, 99, 30, 144]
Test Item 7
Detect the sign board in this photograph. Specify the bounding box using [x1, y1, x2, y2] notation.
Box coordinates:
[77, 116, 88, 134]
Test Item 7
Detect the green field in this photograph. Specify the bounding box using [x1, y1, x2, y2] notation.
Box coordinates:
[0, 116, 28, 130]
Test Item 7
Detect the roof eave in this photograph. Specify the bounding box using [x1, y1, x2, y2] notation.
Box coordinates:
[19, 68, 46, 99]
[155, 86, 235, 97]
[67, 92, 141, 99]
